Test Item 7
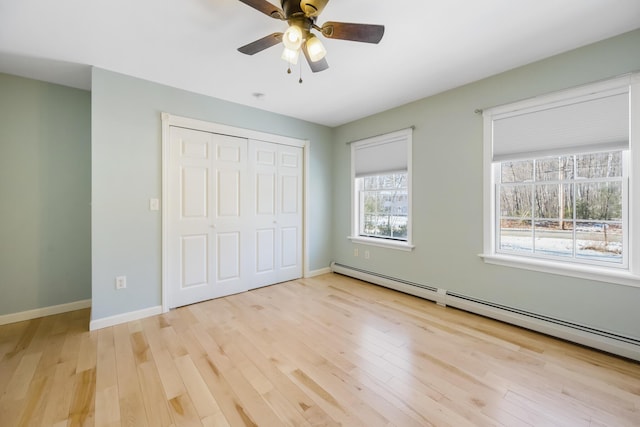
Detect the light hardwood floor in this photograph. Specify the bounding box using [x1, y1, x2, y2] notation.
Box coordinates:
[1, 273, 639, 426]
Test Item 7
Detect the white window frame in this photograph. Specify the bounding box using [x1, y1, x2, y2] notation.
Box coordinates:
[481, 74, 640, 287]
[349, 128, 414, 251]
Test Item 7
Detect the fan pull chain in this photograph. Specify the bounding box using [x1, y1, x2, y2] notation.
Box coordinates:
[285, 59, 303, 84]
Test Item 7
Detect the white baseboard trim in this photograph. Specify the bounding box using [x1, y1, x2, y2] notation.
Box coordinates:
[331, 262, 640, 362]
[90, 305, 163, 331]
[305, 266, 332, 278]
[0, 299, 92, 326]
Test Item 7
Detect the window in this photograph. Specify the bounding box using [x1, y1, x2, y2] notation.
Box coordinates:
[482, 74, 640, 286]
[350, 128, 413, 250]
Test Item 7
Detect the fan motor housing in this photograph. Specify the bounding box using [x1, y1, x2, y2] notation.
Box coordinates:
[299, 0, 328, 17]
[281, 0, 314, 30]
[281, 0, 302, 18]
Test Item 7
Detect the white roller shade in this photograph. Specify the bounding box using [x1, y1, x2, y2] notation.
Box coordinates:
[354, 138, 407, 177]
[492, 91, 629, 161]
[352, 128, 412, 177]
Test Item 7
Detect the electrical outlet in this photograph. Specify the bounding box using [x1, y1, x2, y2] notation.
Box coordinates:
[115, 276, 127, 289]
[353, 248, 359, 257]
[364, 250, 370, 259]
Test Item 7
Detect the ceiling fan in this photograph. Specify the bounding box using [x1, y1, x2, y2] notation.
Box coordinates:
[236, 0, 385, 73]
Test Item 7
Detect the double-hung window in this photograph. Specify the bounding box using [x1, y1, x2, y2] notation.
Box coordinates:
[482, 74, 640, 286]
[350, 128, 414, 250]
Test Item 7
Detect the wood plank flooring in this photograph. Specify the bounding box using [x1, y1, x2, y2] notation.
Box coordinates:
[1, 273, 639, 426]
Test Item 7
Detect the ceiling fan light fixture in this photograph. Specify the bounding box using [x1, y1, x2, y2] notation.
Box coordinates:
[235, 0, 385, 74]
[305, 35, 326, 62]
[281, 46, 300, 64]
[282, 25, 303, 50]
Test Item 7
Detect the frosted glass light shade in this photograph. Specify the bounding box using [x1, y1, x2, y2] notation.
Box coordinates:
[306, 35, 326, 62]
[281, 47, 300, 64]
[283, 26, 303, 50]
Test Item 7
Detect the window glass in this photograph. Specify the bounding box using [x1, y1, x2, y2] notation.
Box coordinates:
[358, 172, 408, 240]
[500, 184, 532, 217]
[575, 182, 622, 221]
[576, 152, 622, 178]
[535, 156, 573, 181]
[497, 151, 625, 265]
[499, 219, 533, 252]
[501, 160, 533, 183]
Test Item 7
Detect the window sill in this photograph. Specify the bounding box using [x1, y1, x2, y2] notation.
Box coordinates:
[479, 253, 640, 288]
[348, 236, 415, 251]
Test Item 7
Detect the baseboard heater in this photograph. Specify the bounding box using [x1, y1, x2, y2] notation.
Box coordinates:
[330, 262, 640, 362]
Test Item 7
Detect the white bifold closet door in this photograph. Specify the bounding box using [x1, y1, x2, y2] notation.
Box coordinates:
[167, 126, 302, 309]
[248, 140, 303, 289]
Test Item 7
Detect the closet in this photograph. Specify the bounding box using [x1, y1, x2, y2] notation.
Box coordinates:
[165, 122, 303, 308]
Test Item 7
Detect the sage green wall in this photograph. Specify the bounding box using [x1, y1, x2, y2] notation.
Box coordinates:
[332, 29, 640, 339]
[0, 73, 91, 316]
[91, 68, 333, 321]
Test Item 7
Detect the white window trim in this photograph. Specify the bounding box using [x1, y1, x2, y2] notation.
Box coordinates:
[481, 73, 640, 288]
[479, 253, 640, 287]
[348, 235, 415, 251]
[349, 128, 414, 251]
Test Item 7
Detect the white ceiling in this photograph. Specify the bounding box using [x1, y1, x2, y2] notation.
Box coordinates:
[1, 0, 639, 127]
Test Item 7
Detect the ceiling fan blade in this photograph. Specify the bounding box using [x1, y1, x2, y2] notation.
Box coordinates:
[320, 22, 385, 43]
[238, 33, 283, 55]
[237, 0, 285, 20]
[300, 0, 329, 18]
[302, 42, 329, 73]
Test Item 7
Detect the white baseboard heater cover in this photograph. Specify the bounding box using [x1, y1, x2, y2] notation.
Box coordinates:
[330, 262, 640, 362]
